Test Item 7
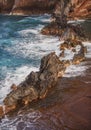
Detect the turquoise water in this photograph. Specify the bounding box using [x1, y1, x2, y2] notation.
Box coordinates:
[0, 14, 60, 103]
[0, 15, 48, 74]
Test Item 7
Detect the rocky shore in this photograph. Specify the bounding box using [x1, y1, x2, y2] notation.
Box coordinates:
[0, 0, 91, 130]
[0, 39, 87, 116]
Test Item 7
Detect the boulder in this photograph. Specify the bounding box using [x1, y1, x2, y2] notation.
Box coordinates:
[3, 52, 66, 114]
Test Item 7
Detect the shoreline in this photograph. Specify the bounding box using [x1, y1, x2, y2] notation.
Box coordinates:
[0, 11, 89, 128]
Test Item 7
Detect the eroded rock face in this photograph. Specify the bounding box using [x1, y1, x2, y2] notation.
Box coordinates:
[3, 52, 66, 113]
[13, 0, 57, 15]
[69, 0, 91, 19]
[0, 0, 91, 18]
[0, 0, 57, 15]
[0, 0, 14, 13]
[53, 0, 91, 21]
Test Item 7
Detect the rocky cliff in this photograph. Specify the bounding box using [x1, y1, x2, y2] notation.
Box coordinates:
[0, 0, 14, 13]
[0, 0, 57, 15]
[69, 0, 91, 19]
[0, 0, 91, 19]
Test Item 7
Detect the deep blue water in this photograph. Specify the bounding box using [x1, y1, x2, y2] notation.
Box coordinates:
[0, 14, 60, 103]
[0, 15, 48, 73]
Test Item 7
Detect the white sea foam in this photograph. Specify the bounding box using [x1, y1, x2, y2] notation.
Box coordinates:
[0, 33, 61, 104]
[18, 28, 39, 35]
[63, 41, 91, 77]
[6, 34, 61, 59]
[63, 64, 88, 77]
[68, 19, 85, 24]
[0, 66, 38, 104]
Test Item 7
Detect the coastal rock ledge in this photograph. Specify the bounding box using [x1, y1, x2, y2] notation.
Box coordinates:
[0, 52, 66, 115]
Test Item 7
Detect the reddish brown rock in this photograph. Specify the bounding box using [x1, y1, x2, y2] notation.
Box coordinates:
[38, 76, 91, 130]
[12, 0, 57, 15]
[69, 0, 91, 19]
[0, 0, 91, 19]
[0, 106, 4, 118]
[0, 0, 14, 13]
[0, 0, 57, 15]
[41, 22, 63, 36]
[3, 52, 66, 113]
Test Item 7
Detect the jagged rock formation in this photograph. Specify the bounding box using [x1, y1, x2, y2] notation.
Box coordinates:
[69, 0, 91, 19]
[41, 0, 89, 40]
[41, 23, 86, 41]
[1, 52, 66, 115]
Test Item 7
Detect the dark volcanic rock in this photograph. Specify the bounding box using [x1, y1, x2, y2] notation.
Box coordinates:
[38, 52, 66, 98]
[3, 52, 66, 113]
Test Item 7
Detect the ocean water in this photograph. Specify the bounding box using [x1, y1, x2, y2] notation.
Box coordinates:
[0, 14, 61, 104]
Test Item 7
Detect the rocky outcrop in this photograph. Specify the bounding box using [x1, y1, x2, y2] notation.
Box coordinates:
[41, 22, 86, 41]
[41, 0, 89, 41]
[69, 0, 91, 19]
[12, 0, 57, 15]
[0, 0, 14, 13]
[1, 52, 66, 115]
[59, 39, 86, 64]
[53, 0, 91, 21]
